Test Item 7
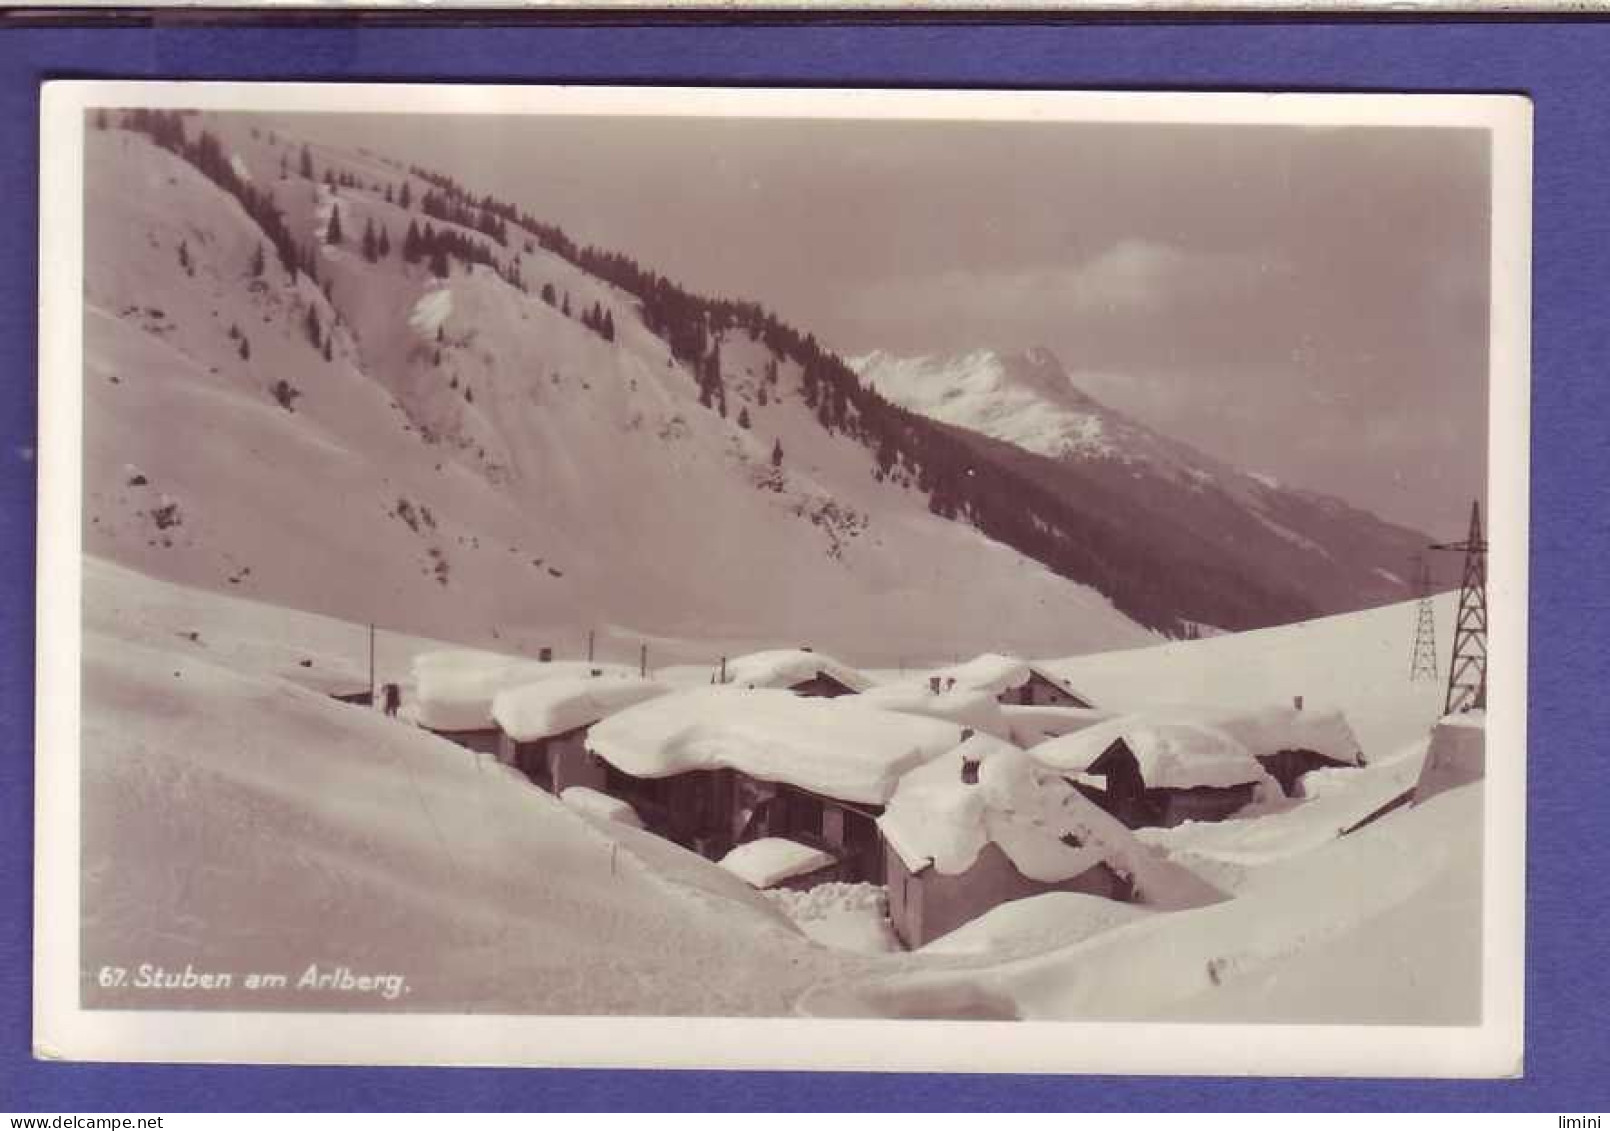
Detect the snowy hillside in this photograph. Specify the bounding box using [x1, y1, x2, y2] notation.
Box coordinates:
[853, 347, 1441, 625]
[1046, 591, 1459, 757]
[77, 557, 1482, 1023]
[82, 119, 1153, 667]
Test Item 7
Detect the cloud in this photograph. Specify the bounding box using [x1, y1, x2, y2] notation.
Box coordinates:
[840, 240, 1289, 358]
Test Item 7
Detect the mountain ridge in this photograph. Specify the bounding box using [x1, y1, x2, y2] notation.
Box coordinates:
[84, 109, 1427, 657]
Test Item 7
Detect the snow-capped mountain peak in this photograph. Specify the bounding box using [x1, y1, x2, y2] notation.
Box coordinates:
[851, 346, 1117, 461]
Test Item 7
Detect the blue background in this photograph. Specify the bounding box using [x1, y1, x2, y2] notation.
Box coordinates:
[2, 17, 1605, 1112]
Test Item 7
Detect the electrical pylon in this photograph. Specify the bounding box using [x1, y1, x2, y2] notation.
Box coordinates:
[1430, 500, 1488, 714]
[1409, 554, 1439, 682]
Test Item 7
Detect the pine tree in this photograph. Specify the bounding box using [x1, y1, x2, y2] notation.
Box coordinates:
[299, 144, 314, 180]
[304, 304, 322, 350]
[403, 220, 422, 264]
[429, 244, 449, 279]
[279, 153, 288, 180]
[562, 292, 571, 317]
[399, 181, 412, 210]
[737, 406, 751, 429]
[361, 218, 377, 262]
[771, 438, 784, 468]
[377, 225, 391, 258]
[602, 308, 615, 342]
[540, 282, 555, 306]
[250, 242, 265, 277]
[385, 185, 393, 205]
[323, 332, 334, 362]
[326, 205, 344, 245]
[177, 240, 191, 274]
[238, 336, 250, 361]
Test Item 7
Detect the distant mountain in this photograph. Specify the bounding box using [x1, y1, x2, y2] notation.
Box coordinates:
[852, 348, 1435, 627]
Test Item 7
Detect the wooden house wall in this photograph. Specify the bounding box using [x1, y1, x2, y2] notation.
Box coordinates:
[551, 737, 609, 796]
[1256, 749, 1350, 798]
[1010, 672, 1092, 709]
[1147, 782, 1259, 827]
[600, 763, 736, 855]
[728, 772, 885, 883]
[885, 841, 1130, 950]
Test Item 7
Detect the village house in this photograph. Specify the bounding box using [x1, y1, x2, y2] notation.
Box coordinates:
[878, 733, 1225, 948]
[584, 686, 961, 878]
[931, 652, 1097, 709]
[719, 648, 872, 698]
[1031, 713, 1275, 828]
[489, 675, 669, 793]
[1223, 704, 1365, 796]
[410, 648, 636, 757]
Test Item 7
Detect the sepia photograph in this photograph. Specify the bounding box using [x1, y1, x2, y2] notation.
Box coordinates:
[33, 82, 1529, 1075]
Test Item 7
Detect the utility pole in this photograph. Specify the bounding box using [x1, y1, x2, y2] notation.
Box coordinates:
[587, 630, 595, 664]
[639, 643, 647, 679]
[1430, 500, 1489, 715]
[368, 622, 376, 706]
[1409, 554, 1439, 682]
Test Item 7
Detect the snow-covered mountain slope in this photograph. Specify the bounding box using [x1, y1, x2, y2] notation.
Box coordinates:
[83, 121, 1152, 667]
[852, 348, 1439, 624]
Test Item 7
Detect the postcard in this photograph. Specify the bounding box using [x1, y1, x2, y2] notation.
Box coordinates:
[34, 81, 1529, 1075]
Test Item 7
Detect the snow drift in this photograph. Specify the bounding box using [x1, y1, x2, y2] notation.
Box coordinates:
[79, 631, 866, 1015]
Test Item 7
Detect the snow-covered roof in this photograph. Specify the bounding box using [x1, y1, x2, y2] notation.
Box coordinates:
[878, 734, 1224, 908]
[1211, 706, 1364, 768]
[929, 653, 1031, 696]
[857, 680, 1010, 738]
[586, 687, 963, 805]
[720, 838, 837, 889]
[1002, 704, 1116, 748]
[720, 649, 872, 694]
[928, 652, 1092, 703]
[559, 786, 644, 829]
[411, 649, 636, 732]
[492, 677, 668, 743]
[1030, 711, 1277, 791]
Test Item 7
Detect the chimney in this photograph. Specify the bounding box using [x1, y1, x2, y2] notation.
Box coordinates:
[538, 647, 553, 663]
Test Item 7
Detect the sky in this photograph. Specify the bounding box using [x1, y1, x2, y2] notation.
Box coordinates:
[286, 111, 1491, 535]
